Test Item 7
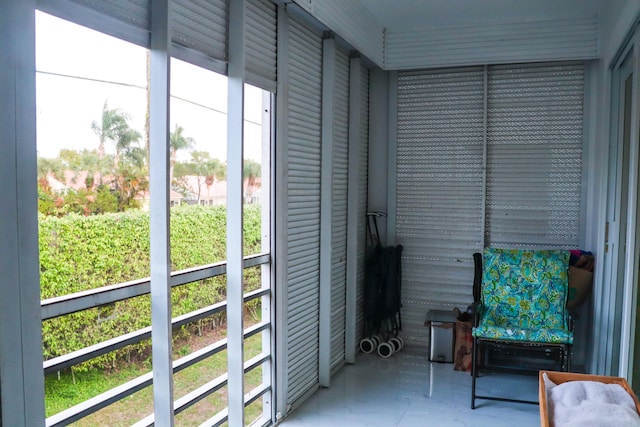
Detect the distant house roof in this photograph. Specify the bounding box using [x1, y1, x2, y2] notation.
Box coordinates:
[179, 175, 227, 201]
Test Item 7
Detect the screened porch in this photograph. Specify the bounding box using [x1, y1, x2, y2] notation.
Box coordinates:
[2, 0, 640, 426]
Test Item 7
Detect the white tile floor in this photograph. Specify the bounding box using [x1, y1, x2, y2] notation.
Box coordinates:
[278, 350, 541, 427]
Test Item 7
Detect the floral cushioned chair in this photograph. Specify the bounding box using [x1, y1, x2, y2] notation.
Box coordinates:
[471, 248, 573, 409]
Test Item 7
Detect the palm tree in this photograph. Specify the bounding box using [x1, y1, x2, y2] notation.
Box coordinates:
[92, 101, 143, 191]
[169, 124, 195, 184]
[176, 151, 225, 203]
[114, 127, 142, 170]
[91, 101, 131, 158]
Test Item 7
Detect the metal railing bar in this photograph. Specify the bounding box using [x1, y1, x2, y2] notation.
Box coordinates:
[243, 321, 270, 340]
[132, 354, 270, 427]
[44, 322, 271, 424]
[174, 374, 228, 416]
[247, 415, 272, 427]
[42, 253, 270, 320]
[172, 300, 227, 329]
[198, 408, 228, 427]
[45, 372, 153, 427]
[43, 326, 151, 374]
[44, 302, 269, 374]
[173, 338, 227, 375]
[196, 382, 269, 427]
[131, 374, 230, 427]
[243, 287, 270, 303]
[47, 337, 230, 426]
[244, 383, 270, 407]
[242, 253, 271, 269]
[44, 300, 227, 374]
[41, 278, 150, 321]
[243, 353, 270, 374]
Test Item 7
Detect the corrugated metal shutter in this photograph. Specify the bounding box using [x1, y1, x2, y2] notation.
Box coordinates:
[355, 67, 369, 347]
[68, 0, 149, 29]
[286, 16, 323, 406]
[172, 0, 228, 64]
[485, 62, 584, 249]
[245, 0, 277, 89]
[330, 48, 350, 374]
[39, 0, 150, 47]
[395, 68, 485, 347]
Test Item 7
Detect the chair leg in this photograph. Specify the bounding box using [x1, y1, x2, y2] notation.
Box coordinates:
[565, 344, 572, 372]
[471, 336, 477, 409]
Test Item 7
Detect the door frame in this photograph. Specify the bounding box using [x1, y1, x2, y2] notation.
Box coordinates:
[607, 31, 640, 382]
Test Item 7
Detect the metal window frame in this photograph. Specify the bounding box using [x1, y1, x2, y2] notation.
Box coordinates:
[273, 4, 290, 420]
[149, 0, 174, 424]
[345, 56, 362, 364]
[4, 0, 279, 425]
[319, 34, 336, 388]
[0, 0, 46, 425]
[226, 0, 247, 424]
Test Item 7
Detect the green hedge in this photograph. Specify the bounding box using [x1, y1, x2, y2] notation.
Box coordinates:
[39, 205, 263, 371]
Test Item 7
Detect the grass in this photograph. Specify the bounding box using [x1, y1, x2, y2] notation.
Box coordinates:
[45, 319, 266, 426]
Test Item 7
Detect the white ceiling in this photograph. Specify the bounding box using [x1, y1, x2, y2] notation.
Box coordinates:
[358, 0, 601, 30]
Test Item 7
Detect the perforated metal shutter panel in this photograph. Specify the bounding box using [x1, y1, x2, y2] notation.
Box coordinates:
[396, 68, 485, 347]
[66, 0, 150, 32]
[485, 62, 584, 249]
[286, 16, 322, 406]
[172, 0, 227, 63]
[330, 49, 350, 375]
[355, 67, 369, 347]
[245, 0, 277, 88]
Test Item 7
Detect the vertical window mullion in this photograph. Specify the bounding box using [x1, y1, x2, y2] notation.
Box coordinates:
[345, 56, 362, 364]
[319, 35, 336, 388]
[273, 5, 289, 416]
[227, 0, 246, 425]
[0, 1, 45, 425]
[261, 90, 275, 422]
[149, 0, 173, 425]
[481, 64, 488, 248]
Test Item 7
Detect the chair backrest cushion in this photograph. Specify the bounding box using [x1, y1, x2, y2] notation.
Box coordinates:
[481, 248, 569, 330]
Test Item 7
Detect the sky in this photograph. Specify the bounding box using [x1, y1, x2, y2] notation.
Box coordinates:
[35, 11, 265, 163]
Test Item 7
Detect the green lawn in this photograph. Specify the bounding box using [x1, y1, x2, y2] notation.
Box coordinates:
[45, 330, 265, 426]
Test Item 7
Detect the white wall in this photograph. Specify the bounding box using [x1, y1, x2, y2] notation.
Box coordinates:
[600, 0, 639, 62]
[292, 0, 385, 67]
[367, 68, 390, 244]
[385, 18, 599, 70]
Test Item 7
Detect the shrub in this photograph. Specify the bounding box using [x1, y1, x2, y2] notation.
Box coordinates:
[39, 204, 263, 371]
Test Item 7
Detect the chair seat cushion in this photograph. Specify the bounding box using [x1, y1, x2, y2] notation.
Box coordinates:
[472, 325, 573, 344]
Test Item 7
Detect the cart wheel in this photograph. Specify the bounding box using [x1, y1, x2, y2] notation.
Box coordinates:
[371, 335, 382, 349]
[377, 341, 394, 358]
[397, 337, 405, 350]
[360, 337, 375, 353]
[389, 337, 401, 352]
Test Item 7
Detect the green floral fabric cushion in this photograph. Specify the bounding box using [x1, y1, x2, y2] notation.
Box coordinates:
[472, 325, 573, 343]
[472, 248, 573, 344]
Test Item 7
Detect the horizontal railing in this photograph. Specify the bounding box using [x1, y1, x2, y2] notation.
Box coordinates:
[41, 253, 270, 320]
[46, 327, 271, 427]
[43, 287, 269, 374]
[132, 353, 271, 427]
[43, 253, 272, 427]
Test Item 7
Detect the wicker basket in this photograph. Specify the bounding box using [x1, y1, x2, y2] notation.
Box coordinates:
[539, 370, 640, 427]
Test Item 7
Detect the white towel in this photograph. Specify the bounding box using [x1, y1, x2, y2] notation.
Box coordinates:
[543, 373, 640, 427]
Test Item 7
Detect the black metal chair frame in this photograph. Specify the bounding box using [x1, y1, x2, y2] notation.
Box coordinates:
[470, 252, 573, 409]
